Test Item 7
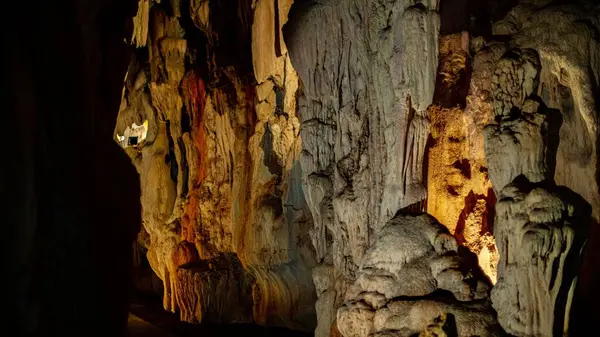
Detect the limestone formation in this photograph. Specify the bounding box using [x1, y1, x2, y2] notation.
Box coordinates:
[284, 1, 439, 334]
[485, 95, 561, 194]
[174, 253, 255, 324]
[488, 1, 600, 218]
[115, 0, 600, 336]
[8, 0, 600, 337]
[116, 0, 316, 331]
[336, 214, 503, 337]
[480, 2, 600, 335]
[427, 33, 498, 283]
[491, 178, 590, 336]
[484, 49, 562, 193]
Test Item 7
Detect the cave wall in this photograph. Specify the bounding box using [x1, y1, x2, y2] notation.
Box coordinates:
[6, 0, 598, 336]
[284, 1, 439, 335]
[113, 0, 599, 336]
[115, 0, 317, 331]
[283, 0, 600, 336]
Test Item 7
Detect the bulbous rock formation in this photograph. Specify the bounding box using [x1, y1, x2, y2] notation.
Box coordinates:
[491, 178, 590, 337]
[480, 2, 600, 335]
[336, 213, 503, 337]
[485, 2, 600, 218]
[485, 49, 562, 193]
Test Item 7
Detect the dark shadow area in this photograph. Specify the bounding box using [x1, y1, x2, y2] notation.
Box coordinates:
[4, 1, 140, 337]
[570, 64, 600, 336]
[444, 313, 459, 337]
[129, 293, 311, 337]
[454, 189, 496, 248]
[439, 0, 519, 37]
[552, 186, 592, 337]
[456, 246, 492, 287]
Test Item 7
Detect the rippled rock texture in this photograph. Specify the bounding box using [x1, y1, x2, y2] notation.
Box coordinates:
[115, 0, 600, 336]
[284, 1, 439, 335]
[116, 0, 316, 331]
[479, 2, 600, 335]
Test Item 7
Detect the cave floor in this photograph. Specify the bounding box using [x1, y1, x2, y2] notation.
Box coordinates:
[129, 296, 313, 337]
[128, 314, 176, 337]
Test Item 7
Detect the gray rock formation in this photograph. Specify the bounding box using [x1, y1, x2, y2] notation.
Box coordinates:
[485, 94, 561, 193]
[481, 3, 599, 335]
[336, 214, 503, 337]
[284, 1, 439, 335]
[487, 1, 600, 219]
[491, 178, 590, 336]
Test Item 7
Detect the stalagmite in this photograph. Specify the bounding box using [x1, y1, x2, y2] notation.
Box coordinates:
[481, 3, 600, 335]
[336, 213, 503, 337]
[491, 177, 590, 336]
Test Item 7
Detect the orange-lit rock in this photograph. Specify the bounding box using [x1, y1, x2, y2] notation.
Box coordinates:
[427, 33, 498, 283]
[116, 0, 316, 331]
[175, 254, 255, 324]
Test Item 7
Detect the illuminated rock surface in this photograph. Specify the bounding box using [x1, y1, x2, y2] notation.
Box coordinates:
[284, 1, 439, 335]
[116, 0, 600, 336]
[427, 33, 498, 283]
[336, 214, 502, 337]
[116, 0, 316, 331]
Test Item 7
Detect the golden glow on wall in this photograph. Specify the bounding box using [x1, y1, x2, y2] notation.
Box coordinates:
[426, 34, 498, 283]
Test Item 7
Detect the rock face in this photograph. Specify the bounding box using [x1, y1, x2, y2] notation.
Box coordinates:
[284, 1, 440, 335]
[175, 253, 255, 324]
[115, 0, 600, 336]
[116, 0, 316, 331]
[427, 32, 499, 283]
[478, 2, 600, 335]
[336, 214, 503, 337]
[491, 178, 590, 337]
[486, 2, 600, 217]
